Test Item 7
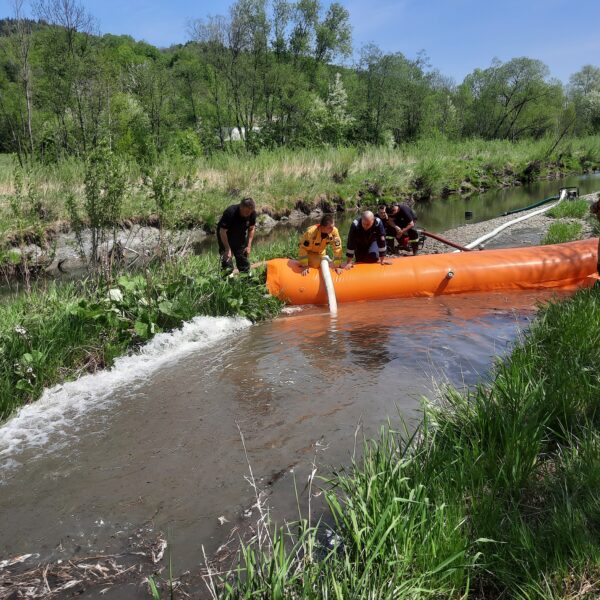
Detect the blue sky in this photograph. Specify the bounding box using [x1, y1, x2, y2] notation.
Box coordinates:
[2, 0, 598, 83]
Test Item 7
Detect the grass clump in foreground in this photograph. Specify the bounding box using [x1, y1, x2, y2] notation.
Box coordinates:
[547, 199, 590, 219]
[0, 256, 282, 420]
[542, 221, 583, 245]
[217, 288, 600, 599]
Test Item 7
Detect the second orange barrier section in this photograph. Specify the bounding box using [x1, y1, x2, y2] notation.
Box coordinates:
[266, 238, 599, 305]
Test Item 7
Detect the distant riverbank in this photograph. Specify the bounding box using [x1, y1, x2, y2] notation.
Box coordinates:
[2, 136, 599, 241]
[2, 137, 599, 279]
[426, 191, 599, 252]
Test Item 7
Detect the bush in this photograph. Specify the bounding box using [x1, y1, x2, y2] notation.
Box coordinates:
[167, 129, 203, 158]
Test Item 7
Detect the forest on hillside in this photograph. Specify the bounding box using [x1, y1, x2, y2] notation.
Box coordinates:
[1, 0, 600, 166]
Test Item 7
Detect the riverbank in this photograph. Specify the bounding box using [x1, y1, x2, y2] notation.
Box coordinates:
[216, 285, 600, 599]
[0, 255, 282, 421]
[0, 200, 596, 597]
[425, 191, 599, 252]
[1, 136, 599, 265]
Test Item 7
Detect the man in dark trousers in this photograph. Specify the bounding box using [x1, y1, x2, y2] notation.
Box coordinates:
[344, 210, 389, 267]
[217, 197, 257, 273]
[388, 202, 419, 255]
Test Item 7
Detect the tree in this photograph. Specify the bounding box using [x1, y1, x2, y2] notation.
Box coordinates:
[568, 65, 600, 135]
[459, 57, 563, 140]
[0, 1, 36, 163]
[33, 0, 100, 156]
[353, 45, 433, 144]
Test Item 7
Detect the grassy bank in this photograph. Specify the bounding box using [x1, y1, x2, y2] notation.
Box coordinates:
[217, 287, 600, 599]
[1, 136, 600, 244]
[0, 255, 282, 421]
[542, 198, 591, 244]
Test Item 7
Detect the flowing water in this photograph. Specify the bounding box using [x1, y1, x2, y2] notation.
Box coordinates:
[0, 290, 574, 593]
[1, 174, 599, 597]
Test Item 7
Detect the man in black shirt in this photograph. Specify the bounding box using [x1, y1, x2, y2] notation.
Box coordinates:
[389, 203, 419, 255]
[217, 197, 257, 273]
[344, 211, 389, 266]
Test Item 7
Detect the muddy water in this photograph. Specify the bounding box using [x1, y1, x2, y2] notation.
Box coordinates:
[0, 289, 572, 590]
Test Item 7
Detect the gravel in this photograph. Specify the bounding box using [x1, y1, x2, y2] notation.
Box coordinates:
[423, 191, 599, 254]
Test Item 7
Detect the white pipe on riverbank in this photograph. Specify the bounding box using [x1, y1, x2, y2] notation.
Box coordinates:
[456, 200, 562, 252]
[320, 257, 338, 314]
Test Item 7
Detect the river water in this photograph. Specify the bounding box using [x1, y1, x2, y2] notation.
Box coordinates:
[0, 174, 598, 597]
[0, 290, 574, 593]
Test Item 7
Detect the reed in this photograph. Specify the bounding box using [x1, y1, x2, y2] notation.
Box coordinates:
[2, 136, 599, 241]
[542, 221, 583, 245]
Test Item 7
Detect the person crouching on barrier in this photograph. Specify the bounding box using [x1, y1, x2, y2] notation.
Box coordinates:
[591, 199, 600, 275]
[298, 214, 344, 276]
[389, 203, 419, 255]
[344, 211, 390, 269]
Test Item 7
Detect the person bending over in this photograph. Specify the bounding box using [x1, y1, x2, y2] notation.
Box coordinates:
[217, 197, 256, 273]
[388, 203, 419, 255]
[298, 214, 344, 276]
[345, 210, 389, 267]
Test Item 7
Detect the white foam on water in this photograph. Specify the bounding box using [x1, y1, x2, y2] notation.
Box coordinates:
[0, 316, 251, 478]
[281, 306, 304, 314]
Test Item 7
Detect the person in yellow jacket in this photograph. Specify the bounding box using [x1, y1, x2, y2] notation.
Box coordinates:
[298, 214, 344, 276]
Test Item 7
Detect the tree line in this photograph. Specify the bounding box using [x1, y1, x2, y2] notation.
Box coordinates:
[1, 0, 599, 166]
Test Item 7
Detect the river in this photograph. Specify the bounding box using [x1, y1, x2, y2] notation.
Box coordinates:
[0, 290, 575, 598]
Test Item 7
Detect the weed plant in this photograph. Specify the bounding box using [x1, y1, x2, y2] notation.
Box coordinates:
[217, 288, 600, 599]
[547, 199, 590, 219]
[542, 222, 583, 245]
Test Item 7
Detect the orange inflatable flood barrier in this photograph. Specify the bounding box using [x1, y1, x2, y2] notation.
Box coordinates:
[266, 238, 599, 305]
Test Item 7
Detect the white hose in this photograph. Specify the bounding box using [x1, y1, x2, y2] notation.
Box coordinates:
[320, 257, 338, 314]
[455, 200, 562, 252]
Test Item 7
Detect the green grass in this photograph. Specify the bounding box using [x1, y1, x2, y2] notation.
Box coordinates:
[0, 255, 283, 420]
[547, 199, 590, 219]
[216, 288, 600, 599]
[1, 135, 599, 243]
[542, 221, 583, 245]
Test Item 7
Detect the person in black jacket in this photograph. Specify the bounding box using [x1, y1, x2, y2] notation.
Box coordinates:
[388, 203, 419, 255]
[217, 197, 257, 273]
[344, 211, 390, 267]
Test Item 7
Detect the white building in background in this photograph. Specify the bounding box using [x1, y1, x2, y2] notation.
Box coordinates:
[222, 126, 261, 142]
